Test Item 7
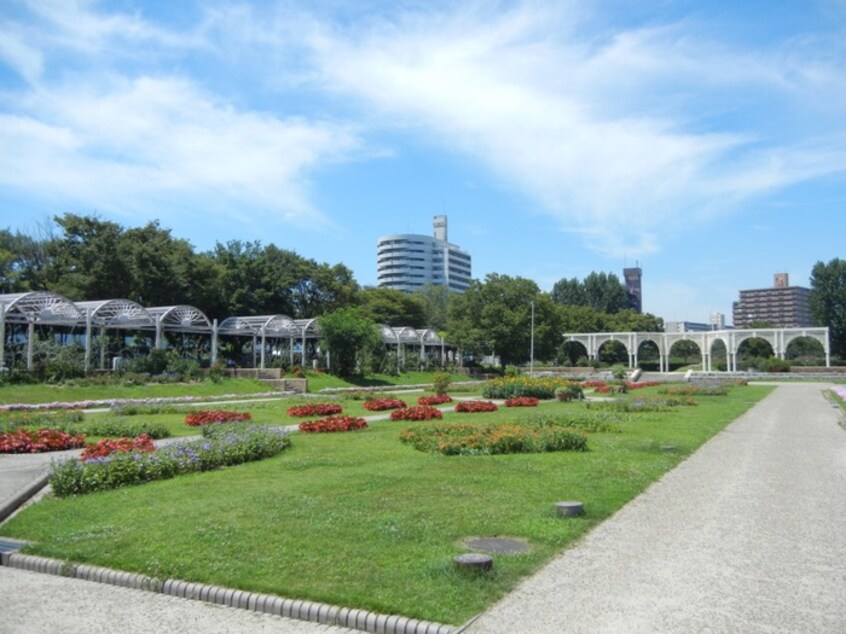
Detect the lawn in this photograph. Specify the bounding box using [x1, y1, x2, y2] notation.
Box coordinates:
[0, 385, 772, 625]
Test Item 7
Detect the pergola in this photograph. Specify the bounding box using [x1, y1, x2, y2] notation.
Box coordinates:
[75, 299, 155, 371]
[0, 292, 84, 370]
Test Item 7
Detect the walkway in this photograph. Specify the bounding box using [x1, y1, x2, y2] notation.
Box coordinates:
[466, 383, 846, 633]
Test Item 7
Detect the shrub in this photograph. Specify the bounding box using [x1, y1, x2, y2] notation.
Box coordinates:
[184, 410, 252, 426]
[299, 415, 368, 433]
[586, 395, 697, 413]
[49, 424, 291, 497]
[363, 398, 407, 411]
[504, 396, 539, 407]
[0, 429, 86, 454]
[0, 410, 84, 434]
[399, 422, 587, 456]
[418, 394, 453, 406]
[520, 412, 623, 433]
[554, 384, 584, 402]
[109, 403, 187, 416]
[286, 403, 343, 417]
[390, 406, 443, 421]
[483, 377, 576, 400]
[660, 385, 730, 397]
[81, 435, 156, 461]
[455, 400, 499, 413]
[432, 372, 452, 395]
[77, 420, 171, 440]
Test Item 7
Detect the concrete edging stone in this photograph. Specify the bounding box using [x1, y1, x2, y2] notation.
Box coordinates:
[0, 552, 454, 634]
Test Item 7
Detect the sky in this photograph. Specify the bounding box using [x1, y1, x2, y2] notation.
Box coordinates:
[1, 0, 845, 324]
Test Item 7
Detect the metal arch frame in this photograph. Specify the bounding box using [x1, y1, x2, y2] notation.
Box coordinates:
[0, 292, 84, 371]
[562, 327, 831, 372]
[75, 299, 156, 373]
[217, 314, 296, 369]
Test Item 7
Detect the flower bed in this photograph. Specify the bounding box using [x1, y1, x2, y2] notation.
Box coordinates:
[455, 400, 499, 413]
[0, 429, 86, 454]
[80, 435, 156, 461]
[417, 394, 453, 406]
[483, 377, 577, 400]
[49, 423, 291, 497]
[399, 422, 588, 456]
[286, 402, 343, 417]
[184, 410, 252, 426]
[504, 396, 539, 407]
[660, 385, 730, 397]
[389, 406, 443, 421]
[299, 415, 368, 433]
[76, 420, 171, 440]
[363, 398, 407, 411]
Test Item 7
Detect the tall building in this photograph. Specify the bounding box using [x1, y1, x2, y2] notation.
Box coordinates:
[709, 312, 727, 330]
[623, 266, 642, 313]
[376, 215, 472, 293]
[732, 273, 812, 328]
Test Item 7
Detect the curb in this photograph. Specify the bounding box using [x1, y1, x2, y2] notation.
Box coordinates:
[0, 472, 49, 524]
[1, 552, 455, 634]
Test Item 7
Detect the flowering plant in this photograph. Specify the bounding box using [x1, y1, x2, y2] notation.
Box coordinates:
[184, 410, 252, 426]
[81, 434, 156, 461]
[399, 422, 587, 456]
[389, 406, 443, 421]
[363, 398, 407, 411]
[286, 402, 343, 417]
[299, 415, 368, 433]
[504, 396, 539, 407]
[417, 394, 453, 406]
[455, 400, 499, 413]
[0, 429, 86, 454]
[483, 376, 577, 399]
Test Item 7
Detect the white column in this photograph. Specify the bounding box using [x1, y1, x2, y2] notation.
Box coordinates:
[26, 321, 34, 370]
[0, 302, 6, 371]
[211, 319, 218, 365]
[84, 310, 92, 373]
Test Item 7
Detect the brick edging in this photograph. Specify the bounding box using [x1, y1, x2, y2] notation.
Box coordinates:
[1, 553, 455, 634]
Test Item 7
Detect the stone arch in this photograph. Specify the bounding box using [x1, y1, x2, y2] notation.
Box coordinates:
[636, 338, 662, 370]
[667, 339, 703, 371]
[597, 339, 629, 365]
[784, 335, 826, 365]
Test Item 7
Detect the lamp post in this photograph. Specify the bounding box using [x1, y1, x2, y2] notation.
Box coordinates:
[530, 300, 535, 378]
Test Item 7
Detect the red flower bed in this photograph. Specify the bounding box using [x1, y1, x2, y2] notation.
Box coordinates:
[504, 396, 539, 407]
[81, 434, 156, 461]
[286, 402, 343, 417]
[455, 400, 499, 413]
[417, 394, 453, 406]
[0, 429, 86, 454]
[363, 398, 407, 411]
[299, 415, 368, 433]
[627, 381, 662, 390]
[184, 410, 252, 426]
[389, 406, 443, 421]
[581, 380, 608, 389]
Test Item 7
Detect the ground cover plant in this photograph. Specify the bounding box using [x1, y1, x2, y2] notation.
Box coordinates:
[389, 405, 443, 421]
[482, 376, 578, 400]
[299, 415, 368, 433]
[3, 386, 772, 625]
[80, 435, 156, 461]
[660, 385, 731, 397]
[418, 394, 453, 406]
[286, 403, 343, 417]
[0, 410, 84, 433]
[184, 410, 252, 426]
[399, 422, 587, 455]
[505, 396, 539, 407]
[454, 400, 499, 413]
[0, 428, 86, 454]
[362, 397, 407, 411]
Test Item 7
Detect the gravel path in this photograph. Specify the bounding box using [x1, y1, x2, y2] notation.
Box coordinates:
[466, 382, 846, 633]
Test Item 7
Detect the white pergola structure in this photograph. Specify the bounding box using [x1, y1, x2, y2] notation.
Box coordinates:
[380, 326, 450, 372]
[75, 299, 155, 372]
[562, 327, 831, 372]
[0, 292, 84, 370]
[216, 314, 297, 369]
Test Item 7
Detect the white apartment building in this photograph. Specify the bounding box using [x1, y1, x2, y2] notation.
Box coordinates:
[376, 215, 472, 293]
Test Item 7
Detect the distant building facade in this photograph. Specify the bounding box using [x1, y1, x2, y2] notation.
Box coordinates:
[732, 273, 812, 328]
[376, 215, 472, 293]
[623, 266, 642, 313]
[665, 320, 711, 333]
[709, 312, 727, 330]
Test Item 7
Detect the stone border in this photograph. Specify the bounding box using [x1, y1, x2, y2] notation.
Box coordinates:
[0, 552, 455, 634]
[0, 473, 49, 524]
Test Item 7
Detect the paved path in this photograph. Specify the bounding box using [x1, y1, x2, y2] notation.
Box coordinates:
[466, 383, 846, 633]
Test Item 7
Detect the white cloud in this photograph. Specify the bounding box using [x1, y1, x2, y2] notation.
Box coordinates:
[0, 28, 43, 83]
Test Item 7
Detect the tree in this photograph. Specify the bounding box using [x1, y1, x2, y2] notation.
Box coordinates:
[318, 307, 382, 376]
[810, 258, 846, 358]
[357, 287, 425, 327]
[551, 271, 629, 313]
[550, 277, 585, 306]
[414, 284, 451, 331]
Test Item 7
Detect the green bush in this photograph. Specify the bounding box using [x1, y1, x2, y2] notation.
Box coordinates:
[482, 376, 578, 400]
[398, 422, 587, 456]
[76, 419, 171, 440]
[49, 423, 290, 497]
[431, 372, 452, 395]
[520, 412, 623, 433]
[0, 410, 84, 433]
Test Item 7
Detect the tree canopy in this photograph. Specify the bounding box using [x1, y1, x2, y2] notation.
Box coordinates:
[551, 271, 630, 313]
[810, 258, 846, 358]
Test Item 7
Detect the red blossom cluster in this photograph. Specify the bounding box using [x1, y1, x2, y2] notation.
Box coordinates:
[184, 410, 252, 426]
[504, 396, 539, 407]
[0, 429, 86, 454]
[417, 394, 453, 406]
[455, 400, 499, 413]
[584, 380, 662, 394]
[363, 398, 407, 411]
[298, 415, 368, 433]
[286, 402, 343, 417]
[80, 434, 156, 461]
[581, 380, 607, 388]
[389, 406, 443, 421]
[627, 381, 662, 390]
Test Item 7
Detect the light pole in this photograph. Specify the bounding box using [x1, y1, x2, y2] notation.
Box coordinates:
[530, 300, 535, 378]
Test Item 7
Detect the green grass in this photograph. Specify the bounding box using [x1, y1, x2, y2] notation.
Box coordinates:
[1, 385, 772, 625]
[0, 378, 274, 405]
[304, 371, 470, 392]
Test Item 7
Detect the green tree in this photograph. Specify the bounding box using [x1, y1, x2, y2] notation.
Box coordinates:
[551, 271, 629, 313]
[357, 287, 425, 327]
[550, 277, 586, 306]
[318, 307, 382, 377]
[413, 284, 452, 331]
[0, 228, 49, 292]
[810, 258, 846, 358]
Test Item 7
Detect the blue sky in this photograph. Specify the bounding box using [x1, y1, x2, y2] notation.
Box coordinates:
[1, 0, 845, 324]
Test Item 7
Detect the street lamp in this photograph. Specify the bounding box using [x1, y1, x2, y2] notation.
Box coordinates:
[530, 300, 535, 378]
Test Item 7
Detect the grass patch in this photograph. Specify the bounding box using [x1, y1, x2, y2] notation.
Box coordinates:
[1, 386, 771, 624]
[305, 371, 469, 392]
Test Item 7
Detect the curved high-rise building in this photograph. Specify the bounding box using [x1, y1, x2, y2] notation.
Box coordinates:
[376, 215, 472, 293]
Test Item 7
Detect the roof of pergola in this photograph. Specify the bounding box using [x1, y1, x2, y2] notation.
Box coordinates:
[76, 299, 155, 328]
[0, 291, 83, 324]
[146, 305, 212, 332]
[416, 328, 443, 344]
[218, 314, 295, 336]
